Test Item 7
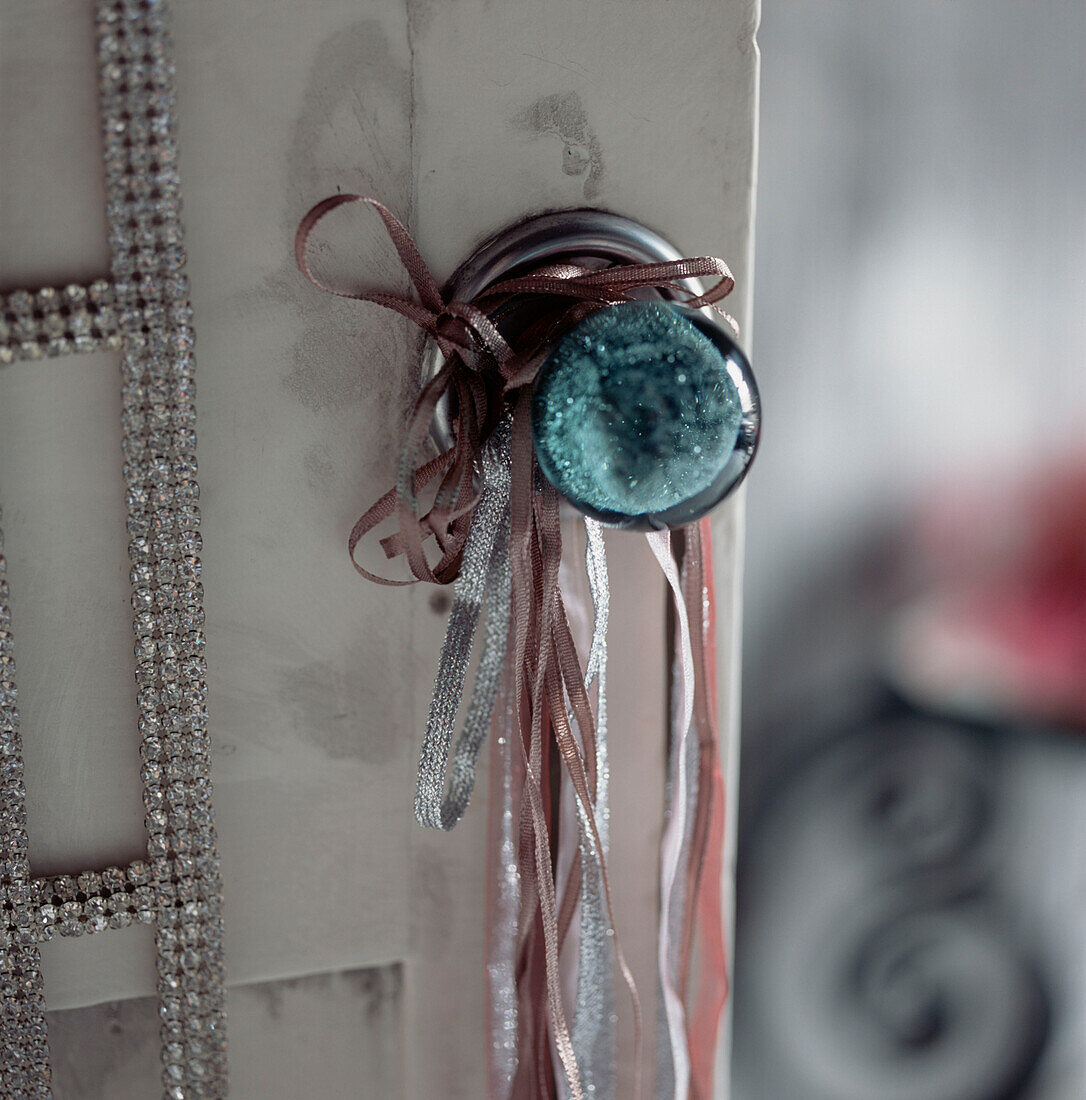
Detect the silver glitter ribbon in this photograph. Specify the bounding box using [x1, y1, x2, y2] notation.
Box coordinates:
[488, 695, 522, 1098]
[569, 518, 616, 1100]
[414, 419, 512, 831]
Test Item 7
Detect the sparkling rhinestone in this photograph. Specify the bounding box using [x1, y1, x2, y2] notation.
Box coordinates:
[76, 872, 103, 897]
[5, 882, 29, 908]
[84, 897, 109, 933]
[130, 562, 154, 586]
[137, 687, 160, 712]
[50, 876, 75, 902]
[57, 902, 84, 937]
[87, 279, 115, 305]
[7, 291, 32, 315]
[107, 908, 133, 931]
[133, 612, 157, 636]
[101, 867, 127, 893]
[127, 861, 151, 886]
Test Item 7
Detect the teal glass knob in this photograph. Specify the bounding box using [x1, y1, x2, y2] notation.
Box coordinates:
[530, 300, 760, 529]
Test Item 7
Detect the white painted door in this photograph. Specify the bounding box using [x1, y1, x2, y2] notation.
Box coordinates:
[0, 1, 759, 1094]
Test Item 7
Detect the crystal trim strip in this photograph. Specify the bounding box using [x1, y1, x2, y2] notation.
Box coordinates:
[26, 861, 161, 939]
[97, 0, 228, 1093]
[0, 283, 122, 365]
[0, 1, 228, 1095]
[0, 513, 53, 1098]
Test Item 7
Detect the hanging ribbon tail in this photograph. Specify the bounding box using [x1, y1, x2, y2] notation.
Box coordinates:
[414, 418, 512, 830]
[646, 522, 732, 1100]
[552, 518, 616, 1100]
[648, 530, 696, 1100]
[487, 658, 523, 1100]
[681, 521, 730, 1100]
[569, 518, 616, 1100]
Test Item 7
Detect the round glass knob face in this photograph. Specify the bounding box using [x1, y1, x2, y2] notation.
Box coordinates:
[530, 301, 760, 529]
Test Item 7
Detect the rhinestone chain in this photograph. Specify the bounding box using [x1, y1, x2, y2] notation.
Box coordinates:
[98, 0, 227, 1094]
[0, 1, 228, 1095]
[0, 515, 52, 1096]
[0, 282, 122, 365]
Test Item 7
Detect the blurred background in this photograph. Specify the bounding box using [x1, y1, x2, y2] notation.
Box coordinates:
[734, 2, 1086, 1098]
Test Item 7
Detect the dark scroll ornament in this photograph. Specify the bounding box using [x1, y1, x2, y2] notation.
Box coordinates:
[734, 717, 1048, 1100]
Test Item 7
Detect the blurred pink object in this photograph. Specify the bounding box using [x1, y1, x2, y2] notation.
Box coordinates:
[889, 459, 1086, 729]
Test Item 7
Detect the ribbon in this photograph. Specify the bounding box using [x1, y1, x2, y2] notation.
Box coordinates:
[569, 519, 616, 1100]
[681, 521, 730, 1100]
[487, 674, 523, 1099]
[295, 195, 738, 1100]
[649, 530, 697, 1100]
[414, 420, 512, 830]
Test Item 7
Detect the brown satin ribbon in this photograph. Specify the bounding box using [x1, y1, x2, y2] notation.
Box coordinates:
[295, 196, 738, 1100]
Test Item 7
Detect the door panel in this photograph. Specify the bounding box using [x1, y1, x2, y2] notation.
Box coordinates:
[0, 0, 759, 1092]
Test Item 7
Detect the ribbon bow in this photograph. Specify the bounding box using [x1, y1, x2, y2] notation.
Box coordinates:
[294, 194, 737, 586]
